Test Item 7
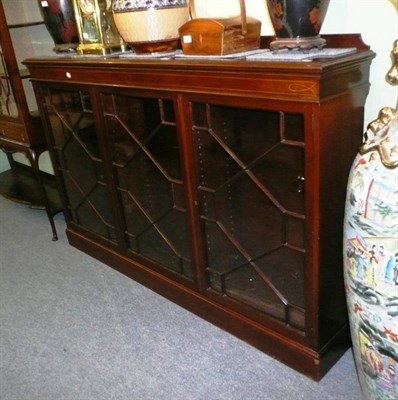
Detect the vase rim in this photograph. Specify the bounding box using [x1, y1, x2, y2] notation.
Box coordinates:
[112, 0, 188, 12]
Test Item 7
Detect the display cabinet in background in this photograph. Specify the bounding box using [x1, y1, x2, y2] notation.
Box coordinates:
[0, 0, 61, 240]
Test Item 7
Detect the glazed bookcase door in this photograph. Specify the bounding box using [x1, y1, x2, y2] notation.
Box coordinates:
[0, 0, 53, 143]
[101, 90, 194, 281]
[0, 47, 18, 118]
[190, 100, 307, 331]
[38, 85, 117, 242]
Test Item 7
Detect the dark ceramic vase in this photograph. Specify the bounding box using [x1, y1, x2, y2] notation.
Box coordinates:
[265, 0, 330, 50]
[37, 0, 79, 53]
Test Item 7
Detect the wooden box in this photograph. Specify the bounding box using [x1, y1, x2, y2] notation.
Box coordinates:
[179, 0, 261, 56]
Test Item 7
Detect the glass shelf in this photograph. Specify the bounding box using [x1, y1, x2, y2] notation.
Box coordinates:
[8, 21, 44, 29]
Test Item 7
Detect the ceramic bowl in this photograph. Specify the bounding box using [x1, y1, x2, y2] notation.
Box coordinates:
[112, 0, 189, 53]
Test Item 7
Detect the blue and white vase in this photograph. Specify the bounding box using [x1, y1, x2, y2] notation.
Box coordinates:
[343, 107, 398, 400]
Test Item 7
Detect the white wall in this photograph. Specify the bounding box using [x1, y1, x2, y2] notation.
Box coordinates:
[195, 0, 398, 123]
[322, 0, 398, 121]
[0, 0, 397, 173]
[0, 155, 10, 172]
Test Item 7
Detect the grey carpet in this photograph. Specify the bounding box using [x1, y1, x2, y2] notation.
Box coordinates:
[0, 196, 363, 400]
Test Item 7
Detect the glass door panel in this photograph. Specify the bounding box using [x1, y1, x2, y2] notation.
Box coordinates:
[191, 102, 306, 330]
[41, 86, 116, 242]
[0, 47, 18, 117]
[102, 93, 193, 280]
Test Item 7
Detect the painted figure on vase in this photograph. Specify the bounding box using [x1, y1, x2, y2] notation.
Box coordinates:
[343, 105, 398, 400]
[343, 39, 398, 399]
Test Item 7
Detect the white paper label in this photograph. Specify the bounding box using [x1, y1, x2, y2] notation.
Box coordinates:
[183, 35, 192, 44]
[41, 1, 48, 7]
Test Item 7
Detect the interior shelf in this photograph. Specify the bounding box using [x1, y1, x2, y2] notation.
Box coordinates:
[8, 21, 44, 29]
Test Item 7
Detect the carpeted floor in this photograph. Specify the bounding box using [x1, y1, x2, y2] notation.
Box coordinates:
[0, 196, 363, 400]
